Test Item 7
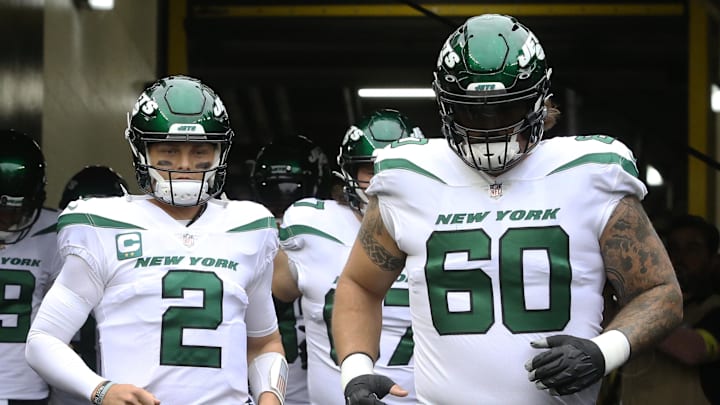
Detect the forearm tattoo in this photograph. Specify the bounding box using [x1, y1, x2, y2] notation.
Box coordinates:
[358, 199, 405, 272]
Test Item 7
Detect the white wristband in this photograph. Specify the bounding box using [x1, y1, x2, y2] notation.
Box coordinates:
[248, 352, 288, 405]
[340, 353, 374, 391]
[591, 329, 631, 375]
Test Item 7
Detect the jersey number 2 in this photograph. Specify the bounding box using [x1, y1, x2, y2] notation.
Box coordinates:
[160, 270, 223, 368]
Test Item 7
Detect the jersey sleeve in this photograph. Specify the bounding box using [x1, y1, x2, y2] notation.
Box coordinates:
[586, 138, 648, 235]
[245, 227, 280, 337]
[57, 213, 108, 282]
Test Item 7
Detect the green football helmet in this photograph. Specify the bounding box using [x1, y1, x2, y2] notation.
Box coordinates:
[337, 109, 424, 211]
[59, 165, 129, 209]
[125, 75, 234, 206]
[0, 129, 46, 244]
[433, 14, 551, 174]
[250, 135, 330, 217]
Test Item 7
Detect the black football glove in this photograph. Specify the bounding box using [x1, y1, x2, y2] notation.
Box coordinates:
[344, 374, 396, 405]
[526, 334, 605, 396]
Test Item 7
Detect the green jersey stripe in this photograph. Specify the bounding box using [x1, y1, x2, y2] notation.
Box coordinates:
[279, 224, 343, 244]
[374, 158, 447, 184]
[57, 213, 145, 231]
[227, 216, 276, 233]
[548, 152, 639, 178]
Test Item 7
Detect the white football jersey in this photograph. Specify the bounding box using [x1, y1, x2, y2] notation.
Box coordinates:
[0, 208, 61, 400]
[280, 199, 416, 404]
[56, 195, 279, 404]
[366, 136, 646, 405]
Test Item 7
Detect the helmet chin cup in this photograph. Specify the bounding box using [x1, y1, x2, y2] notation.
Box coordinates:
[153, 179, 210, 206]
[460, 136, 521, 173]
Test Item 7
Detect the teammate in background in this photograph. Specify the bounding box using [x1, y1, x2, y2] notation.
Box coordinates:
[250, 134, 330, 218]
[58, 165, 129, 209]
[49, 165, 128, 405]
[26, 76, 286, 405]
[332, 14, 682, 404]
[620, 214, 720, 404]
[250, 135, 331, 405]
[275, 109, 422, 404]
[0, 129, 61, 405]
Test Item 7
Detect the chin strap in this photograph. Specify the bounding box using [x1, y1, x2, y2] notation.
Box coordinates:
[249, 352, 288, 404]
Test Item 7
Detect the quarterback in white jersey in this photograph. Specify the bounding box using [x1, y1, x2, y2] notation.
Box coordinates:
[274, 109, 422, 404]
[26, 76, 287, 405]
[0, 130, 61, 404]
[333, 14, 681, 405]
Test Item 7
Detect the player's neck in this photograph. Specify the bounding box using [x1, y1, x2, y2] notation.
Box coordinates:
[149, 199, 206, 221]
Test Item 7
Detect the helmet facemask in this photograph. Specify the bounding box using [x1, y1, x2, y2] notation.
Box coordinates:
[438, 89, 548, 173]
[0, 203, 41, 244]
[131, 137, 228, 207]
[336, 157, 373, 214]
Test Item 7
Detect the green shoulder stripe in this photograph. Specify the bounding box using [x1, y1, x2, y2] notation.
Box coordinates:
[57, 213, 145, 231]
[228, 216, 276, 233]
[374, 158, 446, 184]
[32, 223, 58, 236]
[548, 153, 639, 178]
[279, 224, 343, 244]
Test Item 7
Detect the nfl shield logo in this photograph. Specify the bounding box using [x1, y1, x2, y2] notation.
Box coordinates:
[182, 233, 195, 248]
[489, 183, 503, 198]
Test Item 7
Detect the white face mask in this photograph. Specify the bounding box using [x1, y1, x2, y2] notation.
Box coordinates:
[151, 176, 210, 206]
[460, 135, 521, 172]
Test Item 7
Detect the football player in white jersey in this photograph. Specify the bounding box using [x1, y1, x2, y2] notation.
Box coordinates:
[0, 129, 61, 405]
[26, 76, 287, 405]
[332, 14, 683, 405]
[250, 135, 332, 405]
[274, 109, 422, 404]
[49, 165, 128, 405]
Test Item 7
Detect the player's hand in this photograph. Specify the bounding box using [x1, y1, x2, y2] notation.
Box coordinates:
[102, 383, 161, 404]
[526, 334, 605, 396]
[344, 374, 408, 405]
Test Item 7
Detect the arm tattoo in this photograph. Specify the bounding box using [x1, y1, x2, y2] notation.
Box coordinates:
[601, 196, 682, 352]
[358, 198, 405, 272]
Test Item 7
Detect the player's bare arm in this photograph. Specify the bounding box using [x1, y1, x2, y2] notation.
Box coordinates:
[333, 196, 405, 363]
[601, 195, 683, 353]
[271, 249, 302, 303]
[357, 195, 406, 273]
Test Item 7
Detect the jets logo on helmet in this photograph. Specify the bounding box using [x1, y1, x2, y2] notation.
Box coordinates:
[518, 33, 545, 67]
[132, 92, 159, 116]
[213, 97, 226, 117]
